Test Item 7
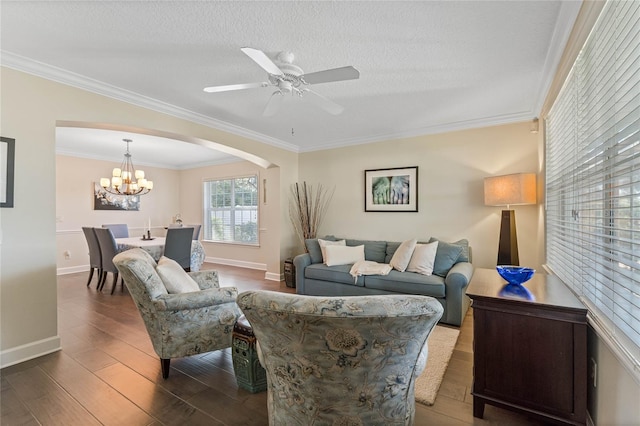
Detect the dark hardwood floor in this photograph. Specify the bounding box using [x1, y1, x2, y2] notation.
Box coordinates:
[1, 263, 547, 425]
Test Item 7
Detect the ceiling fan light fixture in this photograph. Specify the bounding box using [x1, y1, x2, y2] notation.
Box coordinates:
[204, 47, 359, 116]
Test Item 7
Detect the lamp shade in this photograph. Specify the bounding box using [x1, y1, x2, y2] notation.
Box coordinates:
[484, 173, 536, 206]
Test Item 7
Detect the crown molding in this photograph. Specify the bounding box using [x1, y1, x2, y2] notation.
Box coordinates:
[1, 51, 300, 153]
[532, 0, 583, 117]
[299, 111, 534, 152]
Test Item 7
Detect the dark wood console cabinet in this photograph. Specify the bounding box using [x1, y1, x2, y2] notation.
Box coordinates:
[467, 268, 587, 425]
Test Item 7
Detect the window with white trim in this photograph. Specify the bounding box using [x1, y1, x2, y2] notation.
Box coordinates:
[546, 0, 640, 368]
[203, 175, 259, 244]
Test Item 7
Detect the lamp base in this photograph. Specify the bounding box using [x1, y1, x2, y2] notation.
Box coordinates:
[498, 210, 519, 266]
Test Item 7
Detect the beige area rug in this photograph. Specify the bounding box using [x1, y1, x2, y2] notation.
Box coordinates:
[414, 325, 460, 406]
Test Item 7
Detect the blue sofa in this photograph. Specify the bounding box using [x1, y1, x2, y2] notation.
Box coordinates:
[294, 237, 473, 326]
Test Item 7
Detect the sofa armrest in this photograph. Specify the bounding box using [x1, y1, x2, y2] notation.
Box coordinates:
[294, 253, 312, 294]
[189, 270, 220, 290]
[445, 261, 474, 291]
[153, 286, 238, 311]
[442, 262, 474, 326]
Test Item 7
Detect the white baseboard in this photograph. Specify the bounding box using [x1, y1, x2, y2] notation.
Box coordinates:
[265, 272, 284, 282]
[1, 336, 62, 369]
[57, 265, 88, 275]
[206, 256, 266, 271]
[206, 257, 283, 282]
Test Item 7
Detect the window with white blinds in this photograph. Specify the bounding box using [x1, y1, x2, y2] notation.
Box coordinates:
[546, 0, 640, 369]
[203, 175, 259, 244]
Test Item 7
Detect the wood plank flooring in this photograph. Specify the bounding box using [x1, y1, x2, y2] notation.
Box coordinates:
[1, 263, 548, 425]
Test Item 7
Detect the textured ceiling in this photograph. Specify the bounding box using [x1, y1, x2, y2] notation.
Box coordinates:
[1, 1, 581, 168]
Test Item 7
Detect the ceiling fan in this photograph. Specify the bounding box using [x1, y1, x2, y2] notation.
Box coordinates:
[203, 47, 359, 116]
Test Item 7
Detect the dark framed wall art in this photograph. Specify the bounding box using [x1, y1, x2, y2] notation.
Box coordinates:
[1, 137, 15, 208]
[94, 183, 140, 211]
[364, 166, 418, 212]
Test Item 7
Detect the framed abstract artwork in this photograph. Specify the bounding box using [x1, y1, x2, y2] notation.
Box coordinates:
[364, 166, 418, 212]
[1, 137, 15, 208]
[94, 182, 140, 211]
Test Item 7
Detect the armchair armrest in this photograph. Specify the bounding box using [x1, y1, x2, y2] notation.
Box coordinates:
[153, 286, 238, 311]
[189, 270, 220, 290]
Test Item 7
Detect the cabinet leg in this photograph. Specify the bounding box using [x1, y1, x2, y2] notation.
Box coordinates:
[473, 398, 485, 419]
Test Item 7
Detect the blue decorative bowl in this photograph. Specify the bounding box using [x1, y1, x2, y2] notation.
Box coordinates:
[496, 266, 535, 285]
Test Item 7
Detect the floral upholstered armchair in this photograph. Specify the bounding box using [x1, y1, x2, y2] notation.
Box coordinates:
[113, 248, 241, 378]
[237, 291, 444, 425]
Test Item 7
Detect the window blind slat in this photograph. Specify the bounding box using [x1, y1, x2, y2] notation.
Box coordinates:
[546, 0, 640, 369]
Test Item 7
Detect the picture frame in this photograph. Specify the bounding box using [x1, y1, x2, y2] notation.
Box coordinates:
[94, 182, 140, 211]
[364, 166, 418, 212]
[1, 137, 15, 208]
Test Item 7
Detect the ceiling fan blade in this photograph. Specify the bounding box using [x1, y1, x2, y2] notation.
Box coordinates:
[304, 89, 344, 115]
[241, 47, 284, 76]
[263, 91, 284, 117]
[302, 66, 360, 85]
[203, 82, 269, 93]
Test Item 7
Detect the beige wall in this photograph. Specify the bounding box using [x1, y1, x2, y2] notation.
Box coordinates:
[56, 155, 181, 273]
[178, 160, 281, 276]
[55, 155, 281, 277]
[0, 67, 298, 366]
[299, 122, 542, 270]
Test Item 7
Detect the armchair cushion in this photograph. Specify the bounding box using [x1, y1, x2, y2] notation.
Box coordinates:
[156, 256, 199, 293]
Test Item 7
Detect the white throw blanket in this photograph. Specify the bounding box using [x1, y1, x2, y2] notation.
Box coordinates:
[349, 260, 392, 282]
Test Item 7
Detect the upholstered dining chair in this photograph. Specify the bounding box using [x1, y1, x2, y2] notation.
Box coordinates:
[102, 223, 129, 238]
[237, 291, 444, 426]
[82, 227, 102, 288]
[164, 227, 193, 271]
[94, 227, 124, 294]
[187, 224, 202, 240]
[113, 248, 242, 379]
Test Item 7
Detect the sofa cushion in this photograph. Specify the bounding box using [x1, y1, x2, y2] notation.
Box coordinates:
[304, 263, 365, 286]
[305, 235, 339, 264]
[429, 237, 470, 263]
[324, 245, 365, 266]
[385, 241, 401, 264]
[390, 239, 417, 272]
[406, 241, 438, 275]
[431, 241, 464, 277]
[364, 271, 446, 297]
[305, 239, 323, 264]
[318, 239, 346, 264]
[345, 239, 387, 263]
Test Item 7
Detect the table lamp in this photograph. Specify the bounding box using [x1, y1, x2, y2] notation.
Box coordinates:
[484, 173, 536, 266]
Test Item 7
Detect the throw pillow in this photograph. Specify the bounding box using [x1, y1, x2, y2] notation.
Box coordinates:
[406, 241, 439, 275]
[318, 238, 346, 264]
[429, 237, 470, 262]
[389, 238, 417, 272]
[430, 241, 464, 277]
[324, 245, 365, 267]
[305, 239, 324, 264]
[156, 256, 200, 294]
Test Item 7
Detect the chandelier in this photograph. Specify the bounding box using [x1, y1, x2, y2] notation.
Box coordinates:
[100, 139, 153, 196]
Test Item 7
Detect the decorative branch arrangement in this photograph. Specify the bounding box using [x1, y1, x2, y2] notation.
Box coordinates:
[289, 182, 335, 249]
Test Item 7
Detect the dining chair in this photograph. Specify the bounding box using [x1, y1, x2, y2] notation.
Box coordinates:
[82, 227, 102, 288]
[164, 227, 193, 271]
[187, 224, 201, 240]
[102, 223, 129, 238]
[94, 227, 124, 294]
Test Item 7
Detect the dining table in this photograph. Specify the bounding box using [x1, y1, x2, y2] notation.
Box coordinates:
[116, 236, 206, 271]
